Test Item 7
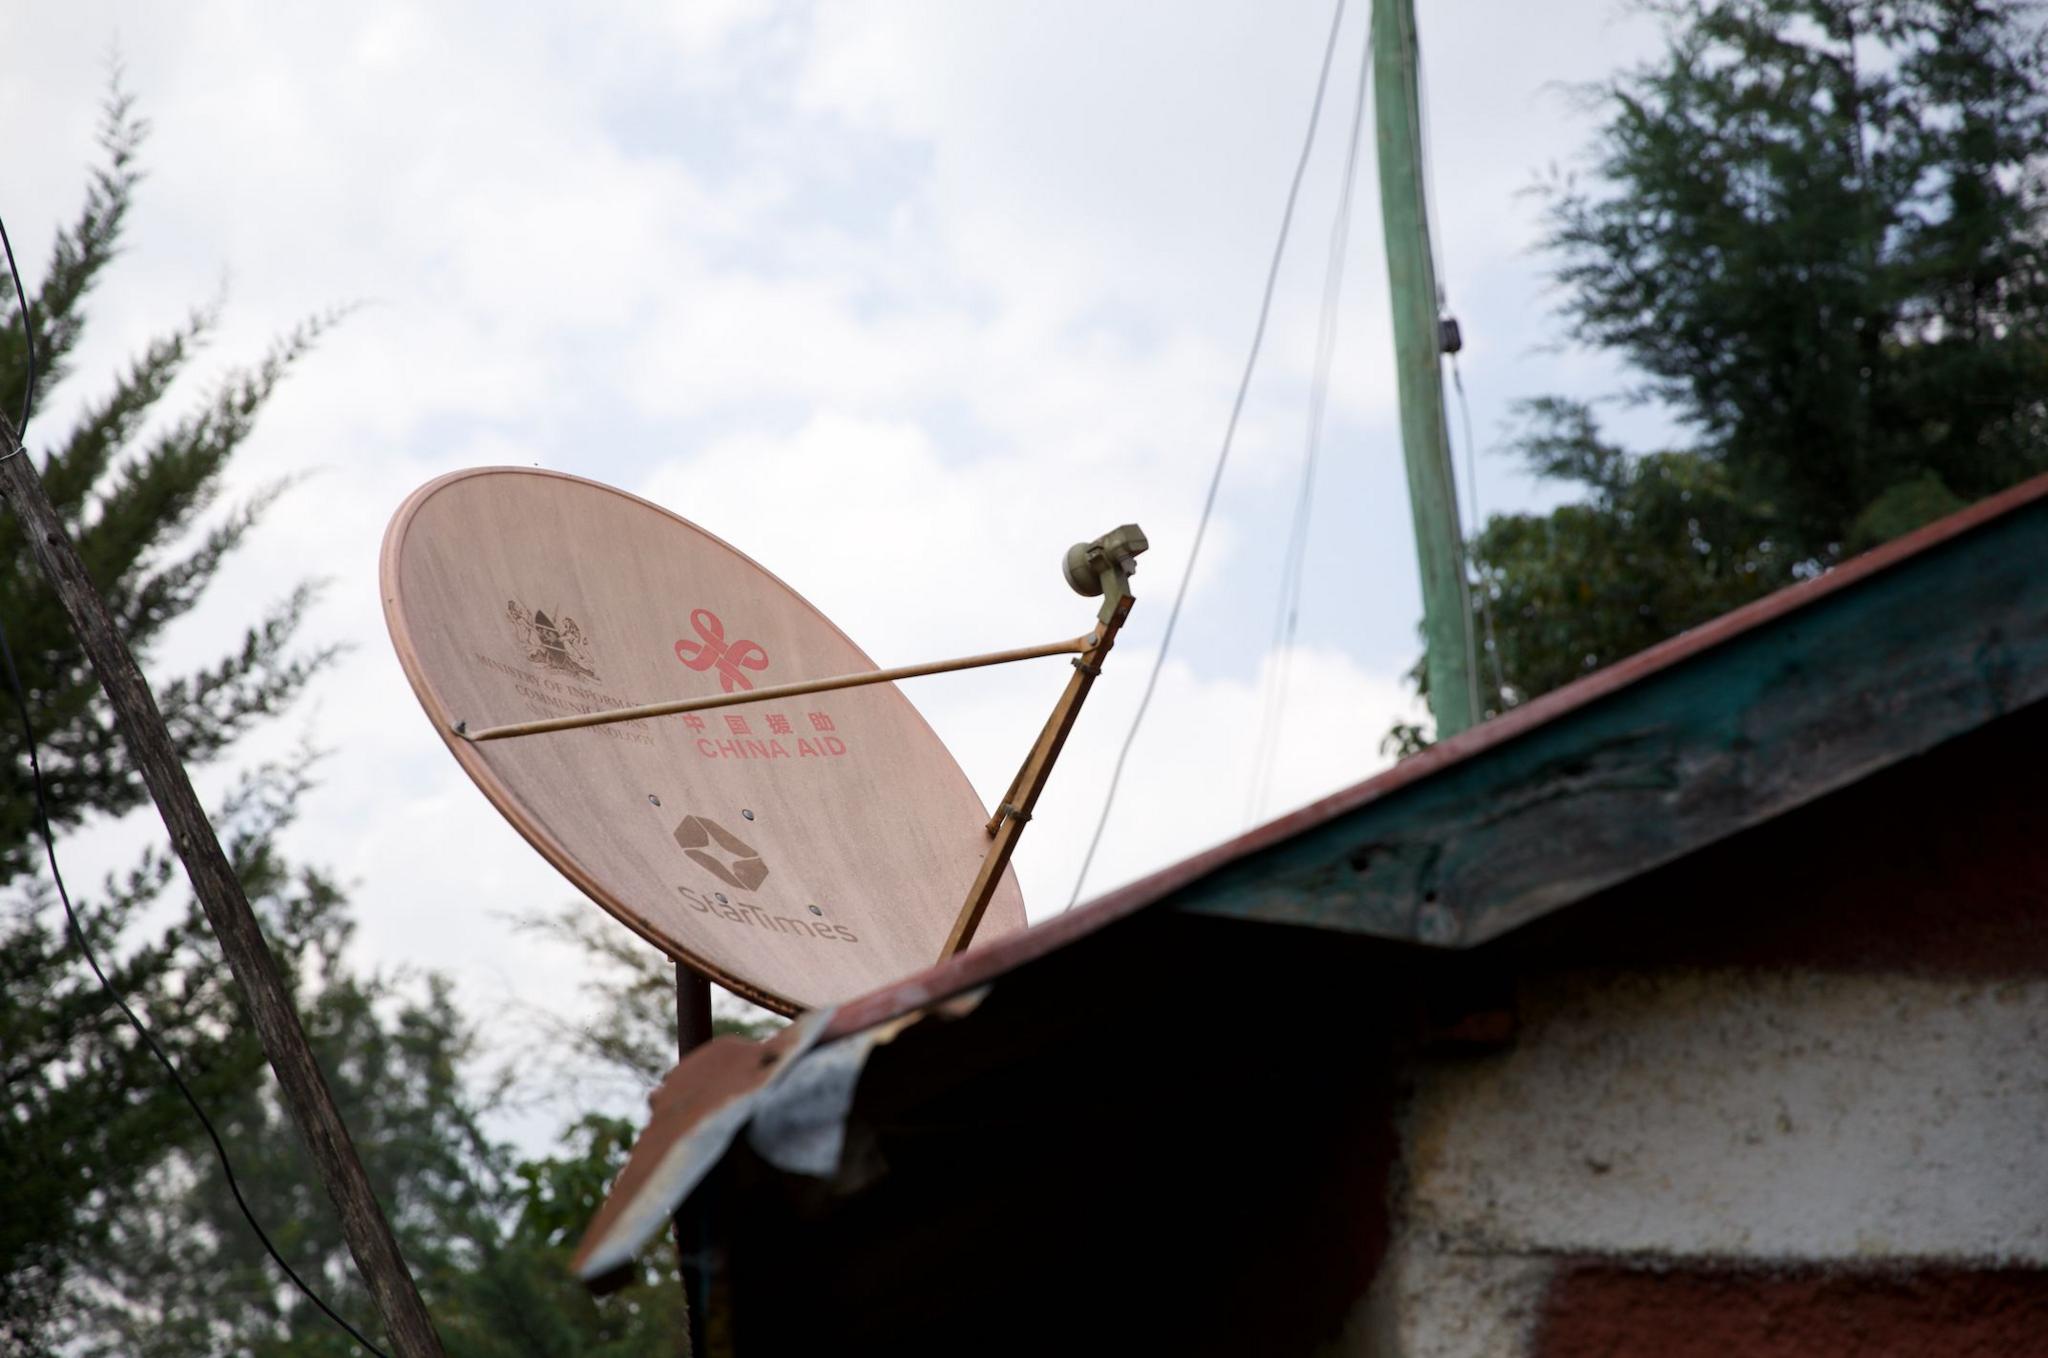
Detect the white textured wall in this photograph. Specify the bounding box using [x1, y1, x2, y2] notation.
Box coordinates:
[1365, 968, 2048, 1357]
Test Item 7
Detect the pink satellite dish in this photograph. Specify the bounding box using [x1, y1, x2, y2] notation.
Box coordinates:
[380, 468, 1028, 1014]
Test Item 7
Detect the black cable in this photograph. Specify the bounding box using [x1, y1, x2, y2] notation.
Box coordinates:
[1413, 25, 1491, 719]
[0, 210, 392, 1358]
[1451, 353, 1506, 705]
[1068, 0, 1353, 907]
[0, 213, 35, 440]
[1246, 7, 1374, 826]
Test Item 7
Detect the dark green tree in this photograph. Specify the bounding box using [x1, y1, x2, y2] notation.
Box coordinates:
[1407, 0, 2048, 731]
[1, 89, 336, 1349]
[64, 904, 737, 1357]
[511, 905, 780, 1115]
[67, 909, 690, 1358]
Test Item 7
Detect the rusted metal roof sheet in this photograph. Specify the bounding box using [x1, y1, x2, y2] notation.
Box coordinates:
[573, 988, 992, 1285]
[574, 1010, 836, 1286]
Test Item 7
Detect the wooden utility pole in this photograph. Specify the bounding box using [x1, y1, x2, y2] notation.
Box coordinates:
[0, 420, 446, 1358]
[1373, 0, 1479, 737]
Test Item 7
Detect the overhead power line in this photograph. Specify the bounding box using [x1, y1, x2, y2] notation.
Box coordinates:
[1246, 6, 1376, 826]
[1067, 0, 1355, 908]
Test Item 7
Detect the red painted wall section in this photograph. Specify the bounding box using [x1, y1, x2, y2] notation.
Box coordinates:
[1535, 1264, 2048, 1358]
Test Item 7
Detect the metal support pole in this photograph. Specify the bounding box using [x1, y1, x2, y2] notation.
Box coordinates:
[942, 589, 1136, 959]
[0, 418, 446, 1356]
[457, 633, 1094, 744]
[670, 966, 715, 1358]
[1374, 0, 1479, 737]
[676, 964, 716, 1053]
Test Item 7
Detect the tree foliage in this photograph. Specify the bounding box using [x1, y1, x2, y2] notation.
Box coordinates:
[1, 88, 337, 1351]
[2, 763, 333, 1351]
[510, 906, 780, 1114]
[66, 910, 689, 1358]
[66, 900, 782, 1357]
[0, 88, 337, 879]
[1412, 0, 2048, 729]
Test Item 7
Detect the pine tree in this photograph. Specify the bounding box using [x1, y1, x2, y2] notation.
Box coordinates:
[1, 88, 337, 1350]
[65, 907, 729, 1357]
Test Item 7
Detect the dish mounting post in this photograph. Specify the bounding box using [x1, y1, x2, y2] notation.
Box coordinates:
[670, 966, 715, 1356]
[941, 524, 1148, 960]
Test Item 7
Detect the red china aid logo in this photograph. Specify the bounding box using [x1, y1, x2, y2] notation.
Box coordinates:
[675, 608, 768, 692]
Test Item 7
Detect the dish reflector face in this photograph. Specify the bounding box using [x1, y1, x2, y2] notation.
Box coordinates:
[381, 468, 1025, 1013]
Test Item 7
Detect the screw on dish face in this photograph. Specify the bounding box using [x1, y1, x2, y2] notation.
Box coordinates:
[648, 793, 661, 806]
[808, 904, 823, 916]
[715, 893, 729, 905]
[741, 808, 755, 821]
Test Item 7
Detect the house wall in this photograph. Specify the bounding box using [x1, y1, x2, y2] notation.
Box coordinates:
[1363, 705, 2048, 1357]
[1376, 969, 2048, 1357]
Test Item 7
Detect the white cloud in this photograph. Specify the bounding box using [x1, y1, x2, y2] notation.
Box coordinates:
[6, 1, 1666, 1158]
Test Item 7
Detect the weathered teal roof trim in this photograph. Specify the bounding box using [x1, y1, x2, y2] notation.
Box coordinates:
[1173, 474, 2048, 945]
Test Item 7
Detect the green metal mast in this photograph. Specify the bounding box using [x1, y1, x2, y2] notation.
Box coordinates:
[1373, 0, 1478, 736]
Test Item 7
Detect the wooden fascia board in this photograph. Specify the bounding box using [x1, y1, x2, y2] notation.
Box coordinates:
[1176, 495, 2048, 946]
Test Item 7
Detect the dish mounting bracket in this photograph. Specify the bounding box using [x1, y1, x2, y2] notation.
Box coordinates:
[940, 523, 1147, 959]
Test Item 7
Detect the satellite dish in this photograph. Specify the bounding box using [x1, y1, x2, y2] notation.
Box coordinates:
[380, 468, 1047, 1014]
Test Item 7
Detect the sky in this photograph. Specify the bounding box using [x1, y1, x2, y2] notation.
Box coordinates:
[4, 1, 1672, 1142]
